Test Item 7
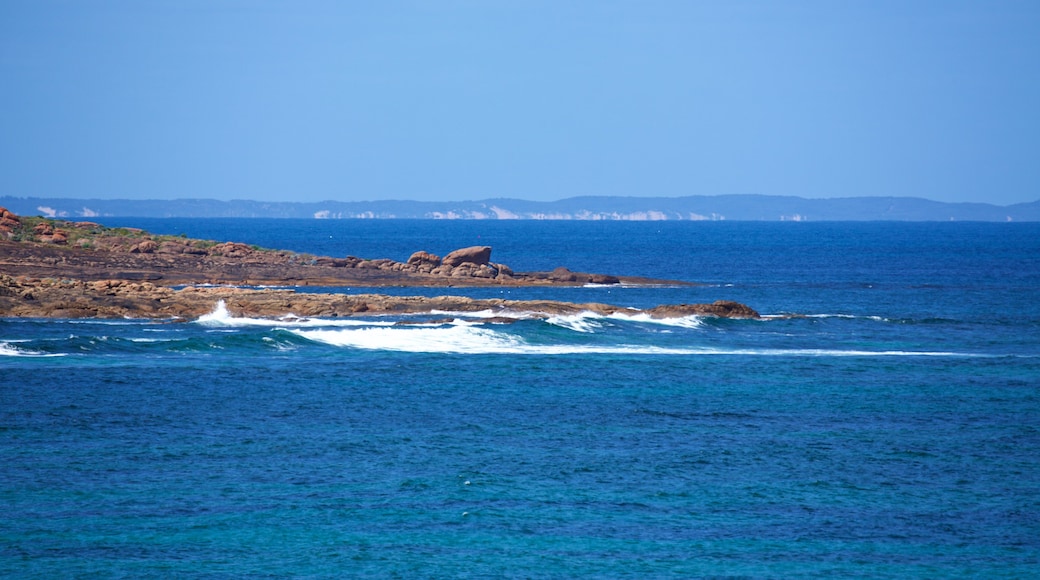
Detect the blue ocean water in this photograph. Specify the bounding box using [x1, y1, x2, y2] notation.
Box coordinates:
[2, 220, 1039, 577]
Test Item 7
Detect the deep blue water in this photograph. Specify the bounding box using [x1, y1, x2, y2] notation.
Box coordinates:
[2, 221, 1039, 577]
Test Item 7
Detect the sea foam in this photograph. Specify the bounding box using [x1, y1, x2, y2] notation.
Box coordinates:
[288, 326, 973, 357]
[0, 341, 65, 357]
[193, 300, 979, 357]
[291, 325, 525, 354]
[194, 300, 394, 328]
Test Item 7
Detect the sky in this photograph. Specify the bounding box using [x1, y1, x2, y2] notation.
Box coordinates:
[1, 1, 1038, 205]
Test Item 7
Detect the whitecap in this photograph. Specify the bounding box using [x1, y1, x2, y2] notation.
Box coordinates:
[0, 341, 66, 357]
[194, 300, 394, 328]
[262, 336, 299, 352]
[288, 325, 982, 357]
[609, 312, 705, 329]
[803, 313, 887, 322]
[291, 325, 525, 354]
[540, 310, 707, 332]
[545, 312, 606, 333]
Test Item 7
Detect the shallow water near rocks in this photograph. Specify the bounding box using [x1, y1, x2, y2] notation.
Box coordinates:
[2, 221, 1039, 577]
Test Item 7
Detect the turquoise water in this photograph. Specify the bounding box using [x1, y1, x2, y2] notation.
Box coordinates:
[2, 221, 1039, 577]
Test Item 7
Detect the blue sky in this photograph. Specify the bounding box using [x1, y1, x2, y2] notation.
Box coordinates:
[1, 1, 1037, 205]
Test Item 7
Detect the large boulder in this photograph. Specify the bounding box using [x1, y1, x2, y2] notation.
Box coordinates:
[442, 246, 492, 268]
[407, 251, 442, 273]
[158, 240, 190, 254]
[0, 208, 20, 237]
[130, 240, 159, 254]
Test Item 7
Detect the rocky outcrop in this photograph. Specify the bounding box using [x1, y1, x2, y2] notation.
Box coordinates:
[0, 208, 20, 238]
[0, 207, 689, 288]
[31, 222, 68, 244]
[0, 207, 764, 321]
[0, 274, 760, 321]
[442, 246, 492, 267]
[407, 251, 441, 273]
[645, 300, 760, 319]
[130, 240, 159, 253]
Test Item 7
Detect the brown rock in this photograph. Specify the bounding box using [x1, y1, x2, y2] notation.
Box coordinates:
[407, 251, 442, 267]
[130, 240, 159, 254]
[548, 267, 577, 282]
[589, 274, 620, 285]
[442, 246, 491, 267]
[0, 208, 19, 231]
[314, 257, 351, 267]
[646, 300, 760, 319]
[208, 242, 254, 258]
[471, 264, 498, 278]
[158, 241, 189, 254]
[493, 263, 514, 279]
[450, 264, 477, 278]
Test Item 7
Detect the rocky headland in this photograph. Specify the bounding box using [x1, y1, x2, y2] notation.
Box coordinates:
[0, 207, 663, 287]
[0, 207, 761, 321]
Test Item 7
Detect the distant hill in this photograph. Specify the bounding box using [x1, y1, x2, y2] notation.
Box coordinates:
[2, 195, 1037, 221]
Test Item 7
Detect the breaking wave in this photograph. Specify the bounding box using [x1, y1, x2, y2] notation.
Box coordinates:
[195, 300, 395, 328]
[0, 341, 66, 357]
[190, 301, 992, 357]
[287, 325, 973, 357]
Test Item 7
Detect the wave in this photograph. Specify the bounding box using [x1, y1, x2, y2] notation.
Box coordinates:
[195, 300, 395, 328]
[0, 341, 66, 357]
[190, 302, 998, 357]
[609, 311, 706, 329]
[544, 311, 706, 333]
[545, 312, 606, 333]
[288, 326, 978, 357]
[194, 301, 713, 333]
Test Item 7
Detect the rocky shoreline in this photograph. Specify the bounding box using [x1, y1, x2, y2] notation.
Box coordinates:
[0, 207, 677, 287]
[0, 207, 761, 321]
[0, 275, 759, 321]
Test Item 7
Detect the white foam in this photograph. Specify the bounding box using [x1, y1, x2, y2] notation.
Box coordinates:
[545, 312, 606, 333]
[803, 313, 888, 322]
[288, 326, 977, 357]
[0, 341, 65, 357]
[262, 336, 299, 352]
[194, 300, 394, 328]
[543, 310, 706, 332]
[195, 300, 234, 326]
[291, 325, 525, 354]
[610, 312, 705, 329]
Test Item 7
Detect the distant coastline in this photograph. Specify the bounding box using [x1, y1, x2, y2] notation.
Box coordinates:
[2, 194, 1037, 222]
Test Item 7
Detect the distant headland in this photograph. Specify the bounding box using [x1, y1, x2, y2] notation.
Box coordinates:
[1, 195, 1037, 222]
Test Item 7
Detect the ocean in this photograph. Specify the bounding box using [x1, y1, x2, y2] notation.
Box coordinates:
[2, 220, 1039, 577]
